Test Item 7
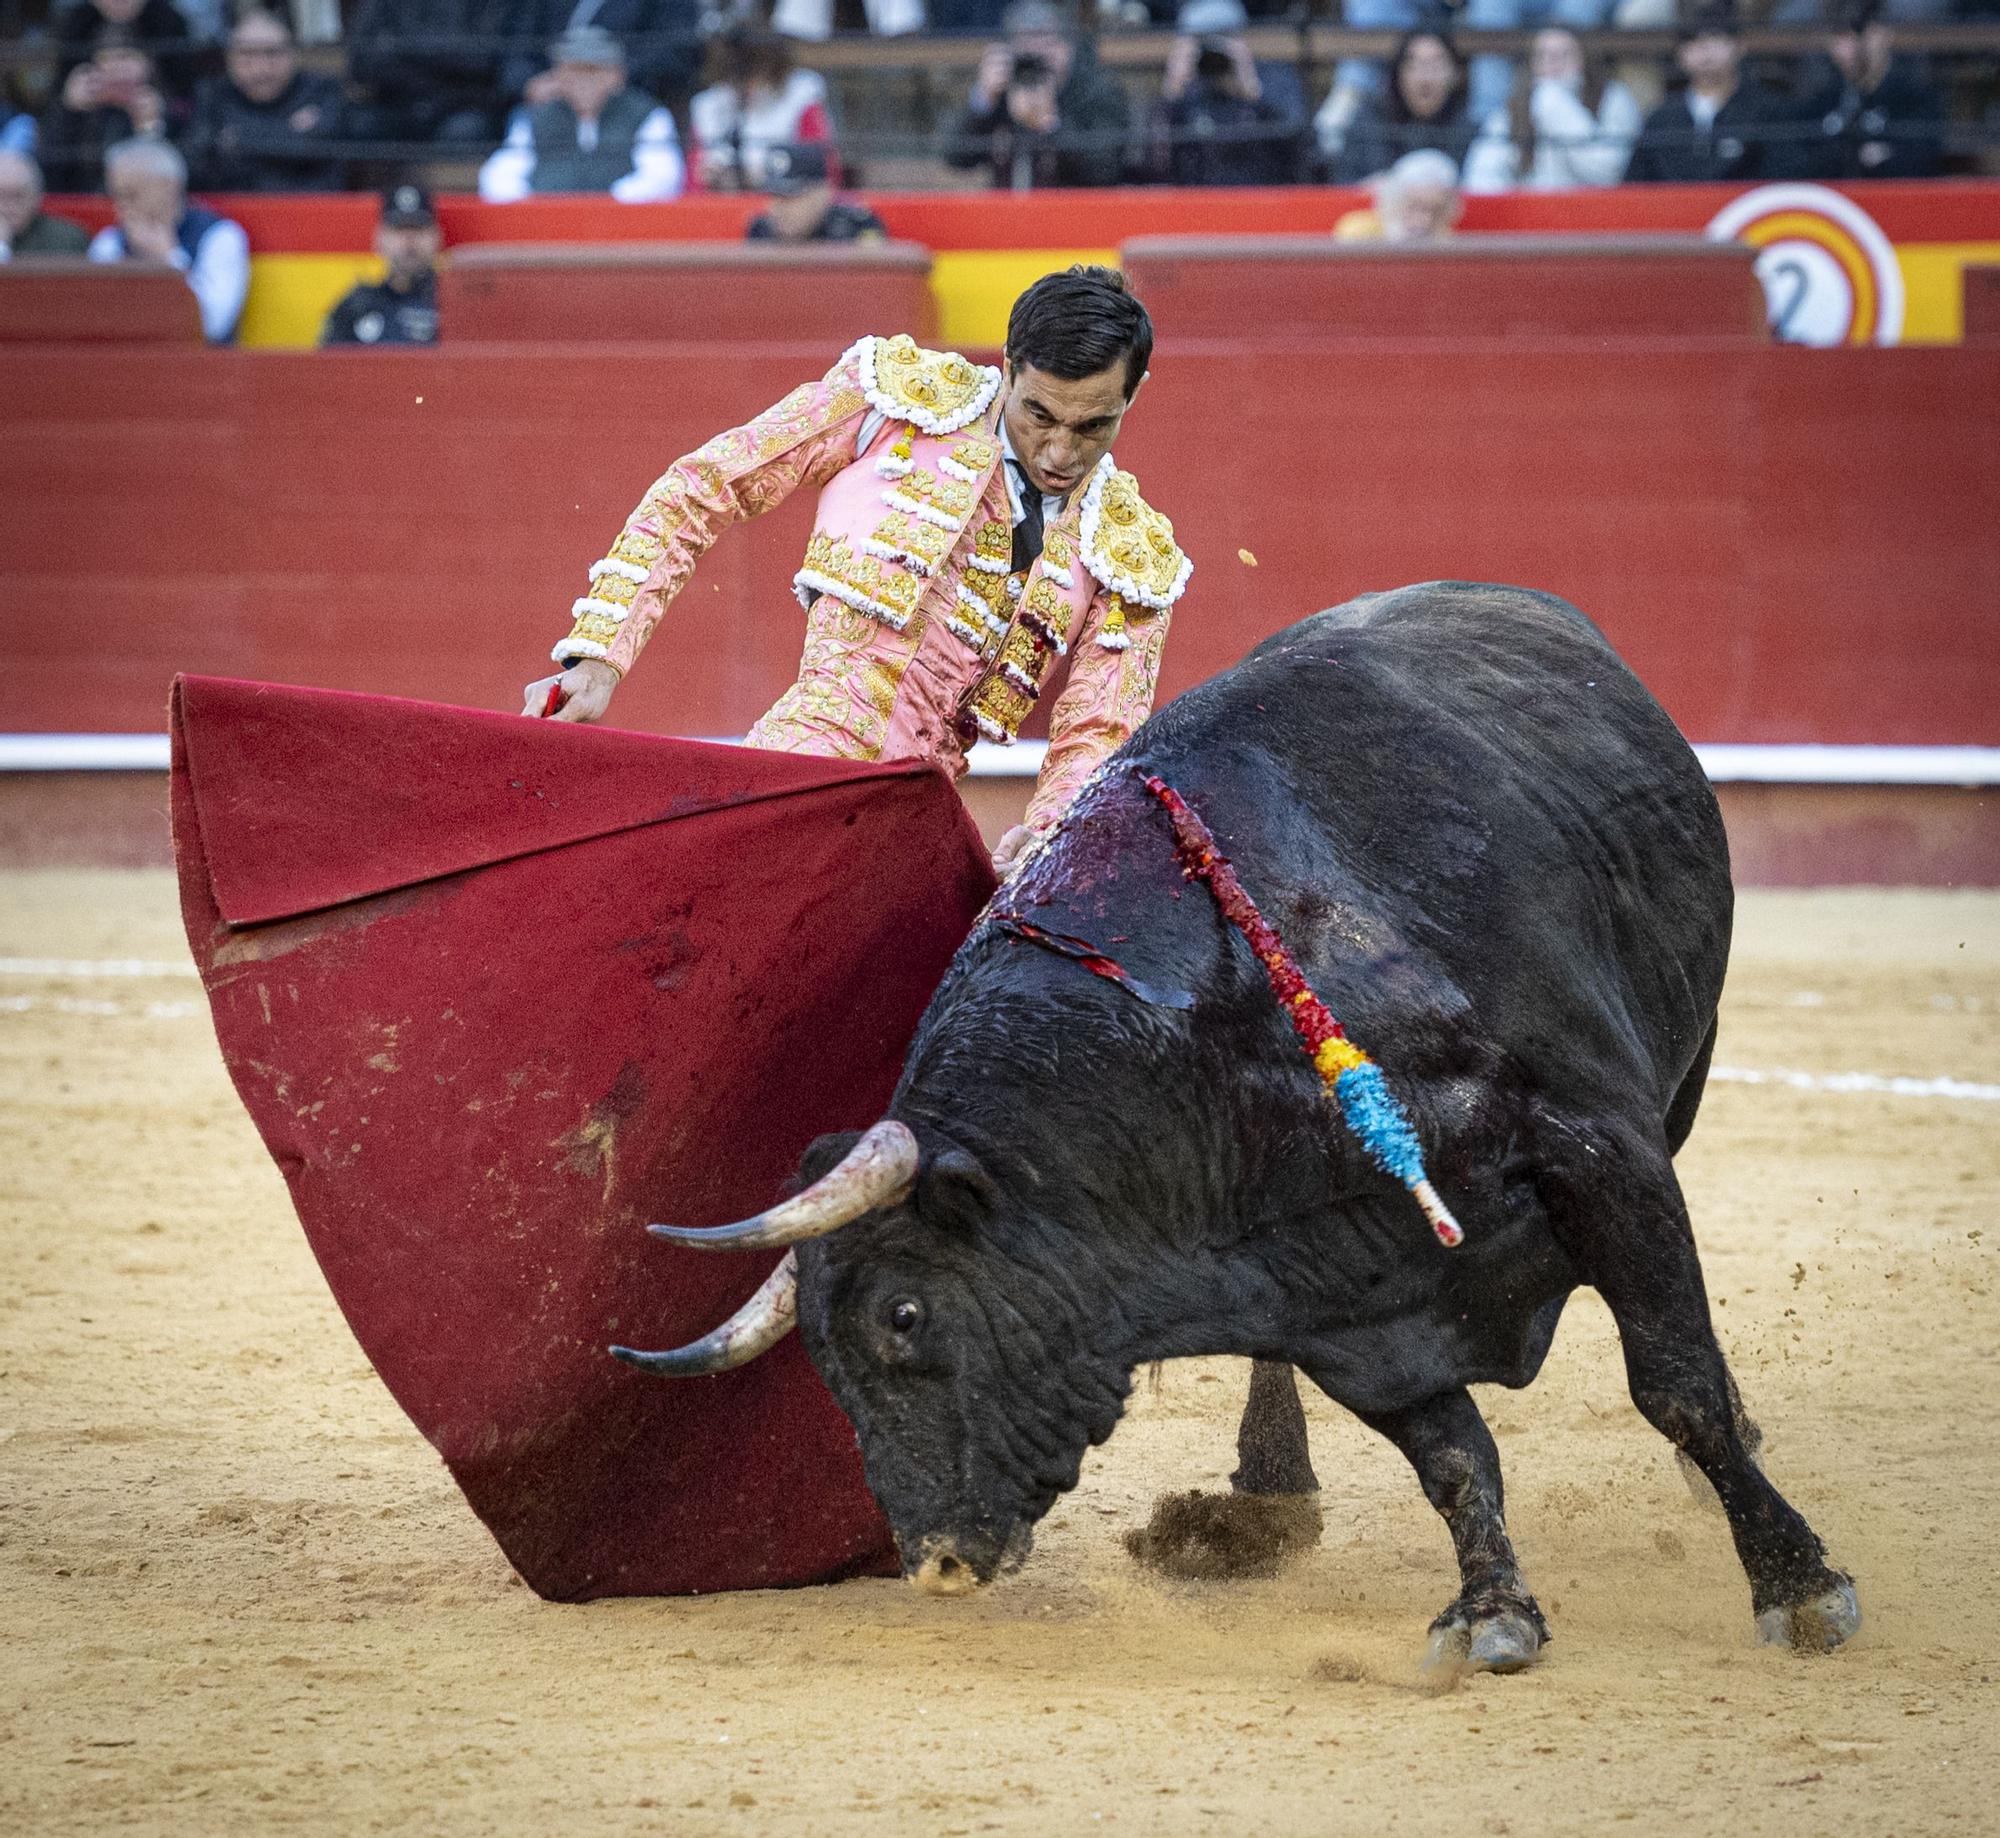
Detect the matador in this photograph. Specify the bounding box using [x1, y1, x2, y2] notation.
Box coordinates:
[522, 266, 1191, 871]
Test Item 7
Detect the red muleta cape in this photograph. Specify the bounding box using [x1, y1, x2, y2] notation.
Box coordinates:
[170, 676, 995, 1600]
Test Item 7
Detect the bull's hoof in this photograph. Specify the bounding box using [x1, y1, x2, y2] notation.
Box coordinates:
[1420, 1593, 1549, 1684]
[1755, 1574, 1860, 1653]
[1124, 1489, 1323, 1581]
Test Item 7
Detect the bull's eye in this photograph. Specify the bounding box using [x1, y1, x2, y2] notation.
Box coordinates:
[887, 1297, 924, 1336]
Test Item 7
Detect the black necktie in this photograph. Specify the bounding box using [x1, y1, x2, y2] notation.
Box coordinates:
[1009, 460, 1044, 574]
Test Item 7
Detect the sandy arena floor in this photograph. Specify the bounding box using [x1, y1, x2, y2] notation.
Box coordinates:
[2, 872, 1996, 1837]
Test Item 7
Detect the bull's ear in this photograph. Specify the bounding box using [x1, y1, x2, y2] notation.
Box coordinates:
[794, 1129, 866, 1193]
[918, 1147, 998, 1232]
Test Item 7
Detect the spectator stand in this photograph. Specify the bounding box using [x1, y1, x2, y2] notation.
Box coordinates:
[6, 23, 2000, 186]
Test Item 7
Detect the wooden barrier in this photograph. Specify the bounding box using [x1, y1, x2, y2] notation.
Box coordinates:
[0, 259, 201, 344]
[2, 339, 1993, 753]
[1122, 235, 1767, 343]
[440, 241, 937, 345]
[1964, 265, 2000, 342]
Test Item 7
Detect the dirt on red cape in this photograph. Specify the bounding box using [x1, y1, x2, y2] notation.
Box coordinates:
[169, 675, 995, 1599]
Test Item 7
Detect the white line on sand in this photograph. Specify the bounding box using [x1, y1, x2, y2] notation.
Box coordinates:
[2, 983, 1994, 1105]
[1710, 1065, 2000, 1102]
[0, 995, 204, 1019]
[0, 958, 199, 979]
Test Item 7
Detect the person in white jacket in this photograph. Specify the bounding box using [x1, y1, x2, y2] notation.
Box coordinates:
[1462, 28, 1640, 193]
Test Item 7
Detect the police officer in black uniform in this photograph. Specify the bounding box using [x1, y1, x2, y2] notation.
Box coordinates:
[320, 183, 441, 347]
[744, 144, 888, 245]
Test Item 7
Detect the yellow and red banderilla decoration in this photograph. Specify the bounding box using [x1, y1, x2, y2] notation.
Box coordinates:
[1140, 772, 1465, 1250]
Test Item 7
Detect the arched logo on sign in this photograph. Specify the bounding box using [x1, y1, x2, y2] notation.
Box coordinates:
[1705, 184, 1905, 348]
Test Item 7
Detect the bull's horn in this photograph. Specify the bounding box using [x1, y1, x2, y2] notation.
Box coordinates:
[647, 1120, 919, 1251]
[609, 1251, 798, 1377]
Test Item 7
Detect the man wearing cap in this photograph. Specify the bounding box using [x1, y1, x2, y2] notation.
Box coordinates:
[745, 142, 887, 245]
[521, 266, 1190, 874]
[321, 185, 441, 347]
[477, 25, 685, 202]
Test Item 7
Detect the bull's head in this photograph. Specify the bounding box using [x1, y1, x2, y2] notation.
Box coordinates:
[611, 1120, 1132, 1593]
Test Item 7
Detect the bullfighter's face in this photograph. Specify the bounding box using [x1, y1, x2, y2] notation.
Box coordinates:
[1000, 360, 1139, 503]
[793, 1131, 1131, 1594]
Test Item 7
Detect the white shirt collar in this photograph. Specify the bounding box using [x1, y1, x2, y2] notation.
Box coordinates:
[998, 417, 1067, 528]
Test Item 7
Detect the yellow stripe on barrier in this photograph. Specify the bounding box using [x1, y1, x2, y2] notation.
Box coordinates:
[1895, 240, 2000, 344]
[928, 247, 1119, 350]
[238, 253, 381, 348]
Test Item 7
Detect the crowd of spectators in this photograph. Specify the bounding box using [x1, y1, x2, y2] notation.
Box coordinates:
[0, 0, 1990, 341]
[0, 0, 1987, 198]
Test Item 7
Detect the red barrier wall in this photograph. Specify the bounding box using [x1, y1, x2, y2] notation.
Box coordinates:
[1123, 236, 1766, 341]
[0, 262, 202, 343]
[1966, 265, 2000, 341]
[441, 242, 936, 345]
[2, 340, 1995, 745]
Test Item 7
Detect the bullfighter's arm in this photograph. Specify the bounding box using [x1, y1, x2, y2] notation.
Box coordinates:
[1021, 469, 1190, 837]
[1023, 592, 1176, 836]
[552, 351, 870, 679]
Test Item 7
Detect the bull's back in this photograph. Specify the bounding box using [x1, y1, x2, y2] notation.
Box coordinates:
[1132, 583, 1730, 1112]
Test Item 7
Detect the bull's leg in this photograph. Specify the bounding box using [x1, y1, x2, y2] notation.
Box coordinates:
[1233, 1358, 1321, 1495]
[1540, 1125, 1859, 1652]
[1354, 1387, 1548, 1676]
[1125, 1360, 1323, 1581]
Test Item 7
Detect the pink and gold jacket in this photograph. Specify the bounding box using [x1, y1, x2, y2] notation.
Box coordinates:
[553, 334, 1192, 835]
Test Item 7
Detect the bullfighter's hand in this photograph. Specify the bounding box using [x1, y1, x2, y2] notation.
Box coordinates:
[991, 824, 1036, 877]
[522, 659, 618, 723]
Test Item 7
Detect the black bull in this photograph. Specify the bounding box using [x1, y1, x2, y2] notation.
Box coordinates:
[619, 583, 1860, 1669]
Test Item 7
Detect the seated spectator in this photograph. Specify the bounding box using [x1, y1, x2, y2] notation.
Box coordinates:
[1333, 148, 1463, 242]
[689, 29, 834, 192]
[1767, 0, 1955, 24]
[500, 0, 704, 115]
[185, 12, 347, 192]
[1624, 9, 1805, 183]
[1325, 30, 1476, 185]
[88, 137, 249, 343]
[52, 0, 199, 107]
[0, 150, 93, 257]
[479, 26, 685, 201]
[322, 183, 441, 346]
[944, 0, 1132, 190]
[1315, 0, 1452, 152]
[746, 142, 887, 243]
[347, 0, 507, 146]
[38, 35, 170, 192]
[1456, 0, 1613, 125]
[1463, 27, 1641, 191]
[1797, 0, 1944, 179]
[1149, 0, 1308, 187]
[766, 0, 922, 39]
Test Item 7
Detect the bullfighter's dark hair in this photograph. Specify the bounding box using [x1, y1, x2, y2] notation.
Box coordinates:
[1005, 266, 1153, 400]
